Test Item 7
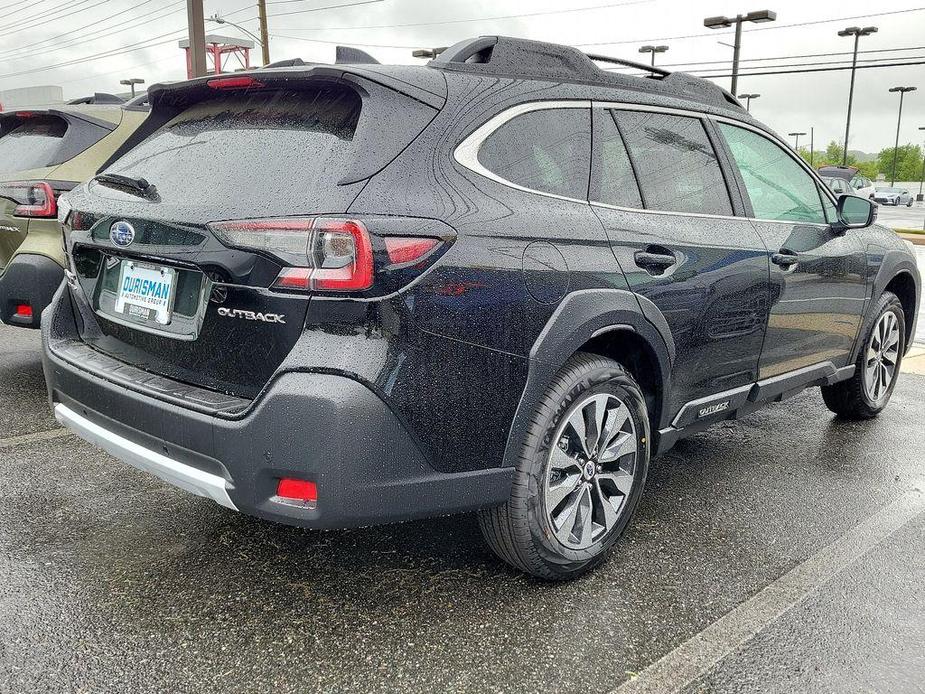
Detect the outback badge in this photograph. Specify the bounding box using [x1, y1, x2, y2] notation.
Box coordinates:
[217, 307, 286, 324]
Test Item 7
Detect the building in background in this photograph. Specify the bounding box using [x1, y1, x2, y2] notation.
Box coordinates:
[0, 85, 64, 111]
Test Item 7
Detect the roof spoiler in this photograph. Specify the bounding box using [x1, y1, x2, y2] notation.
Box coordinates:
[262, 46, 380, 69]
[66, 92, 126, 105]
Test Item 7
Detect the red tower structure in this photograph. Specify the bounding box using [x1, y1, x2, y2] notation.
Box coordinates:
[178, 34, 254, 79]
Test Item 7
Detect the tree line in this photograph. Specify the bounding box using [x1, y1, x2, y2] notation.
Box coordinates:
[798, 141, 924, 182]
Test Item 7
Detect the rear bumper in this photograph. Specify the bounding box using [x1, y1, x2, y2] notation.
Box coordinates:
[0, 253, 63, 327]
[42, 286, 512, 528]
[54, 403, 237, 510]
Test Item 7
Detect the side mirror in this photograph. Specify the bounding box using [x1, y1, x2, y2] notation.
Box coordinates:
[833, 194, 876, 232]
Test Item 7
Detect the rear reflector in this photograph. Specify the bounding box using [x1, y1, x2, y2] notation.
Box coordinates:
[276, 478, 317, 503]
[14, 303, 32, 319]
[207, 76, 265, 90]
[384, 237, 439, 266]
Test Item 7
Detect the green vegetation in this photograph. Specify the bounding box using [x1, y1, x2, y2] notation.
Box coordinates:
[797, 140, 924, 182]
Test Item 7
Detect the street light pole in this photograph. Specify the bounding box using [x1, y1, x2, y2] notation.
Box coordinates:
[789, 131, 806, 152]
[119, 78, 144, 97]
[888, 86, 917, 186]
[918, 126, 924, 201]
[638, 44, 669, 72]
[838, 26, 877, 166]
[704, 10, 777, 96]
[737, 92, 760, 111]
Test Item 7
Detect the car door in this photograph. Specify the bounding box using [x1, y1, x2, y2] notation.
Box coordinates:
[714, 121, 868, 379]
[589, 106, 771, 420]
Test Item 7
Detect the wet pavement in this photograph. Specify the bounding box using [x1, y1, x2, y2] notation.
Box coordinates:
[1, 324, 923, 693]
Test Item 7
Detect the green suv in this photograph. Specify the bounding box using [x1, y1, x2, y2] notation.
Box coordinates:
[0, 100, 147, 327]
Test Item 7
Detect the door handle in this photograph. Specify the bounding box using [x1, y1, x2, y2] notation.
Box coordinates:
[634, 249, 677, 273]
[771, 251, 799, 268]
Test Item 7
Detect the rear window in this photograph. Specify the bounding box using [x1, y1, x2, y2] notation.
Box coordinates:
[0, 116, 67, 174]
[477, 107, 590, 200]
[104, 88, 362, 212]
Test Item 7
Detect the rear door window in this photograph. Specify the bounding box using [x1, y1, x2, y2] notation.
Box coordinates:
[718, 123, 826, 224]
[0, 116, 67, 174]
[613, 110, 733, 216]
[477, 107, 591, 200]
[590, 109, 643, 208]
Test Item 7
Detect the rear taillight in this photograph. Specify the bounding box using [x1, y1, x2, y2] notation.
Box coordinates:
[0, 181, 57, 218]
[14, 303, 32, 319]
[208, 216, 446, 294]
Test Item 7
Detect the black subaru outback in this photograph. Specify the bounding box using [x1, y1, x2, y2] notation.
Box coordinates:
[43, 37, 920, 579]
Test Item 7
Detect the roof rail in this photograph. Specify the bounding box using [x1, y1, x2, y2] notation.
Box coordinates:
[584, 52, 670, 78]
[430, 36, 744, 112]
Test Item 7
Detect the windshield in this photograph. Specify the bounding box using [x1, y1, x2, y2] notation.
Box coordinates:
[0, 116, 67, 174]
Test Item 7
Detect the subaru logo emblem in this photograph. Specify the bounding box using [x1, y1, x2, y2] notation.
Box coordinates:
[110, 221, 135, 247]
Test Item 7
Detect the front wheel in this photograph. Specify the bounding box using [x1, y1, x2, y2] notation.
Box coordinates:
[478, 353, 650, 580]
[822, 291, 905, 419]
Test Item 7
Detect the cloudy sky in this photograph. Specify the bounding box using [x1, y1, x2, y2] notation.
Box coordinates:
[1, 0, 923, 153]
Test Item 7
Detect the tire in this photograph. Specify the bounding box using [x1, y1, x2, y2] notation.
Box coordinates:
[478, 352, 650, 580]
[907, 201, 913, 207]
[821, 291, 905, 419]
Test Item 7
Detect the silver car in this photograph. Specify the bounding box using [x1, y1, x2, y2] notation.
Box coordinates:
[873, 187, 914, 206]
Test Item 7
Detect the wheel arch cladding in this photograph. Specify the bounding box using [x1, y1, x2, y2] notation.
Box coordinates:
[884, 271, 918, 351]
[501, 289, 674, 469]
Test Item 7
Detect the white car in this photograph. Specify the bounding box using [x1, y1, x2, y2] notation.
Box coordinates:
[849, 173, 876, 200]
[816, 165, 876, 199]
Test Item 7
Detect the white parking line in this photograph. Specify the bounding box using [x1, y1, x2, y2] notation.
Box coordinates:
[0, 427, 74, 449]
[611, 487, 925, 694]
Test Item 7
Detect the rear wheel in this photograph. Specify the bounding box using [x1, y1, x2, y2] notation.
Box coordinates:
[478, 353, 649, 580]
[822, 291, 905, 419]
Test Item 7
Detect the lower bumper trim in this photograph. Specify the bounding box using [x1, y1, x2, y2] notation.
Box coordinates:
[54, 403, 237, 511]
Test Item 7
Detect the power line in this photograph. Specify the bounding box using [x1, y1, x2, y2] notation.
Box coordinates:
[277, 0, 651, 32]
[0, 0, 47, 16]
[693, 54, 925, 74]
[271, 32, 417, 49]
[0, 0, 107, 35]
[269, 0, 389, 18]
[0, 29, 191, 81]
[0, 0, 185, 62]
[576, 6, 925, 47]
[691, 60, 925, 79]
[643, 45, 925, 70]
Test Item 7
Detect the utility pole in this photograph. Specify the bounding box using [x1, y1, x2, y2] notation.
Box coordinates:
[888, 86, 917, 186]
[704, 10, 776, 97]
[789, 131, 806, 152]
[838, 26, 877, 166]
[187, 0, 206, 78]
[257, 0, 271, 66]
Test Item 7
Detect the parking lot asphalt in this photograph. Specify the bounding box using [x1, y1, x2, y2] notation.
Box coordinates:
[1, 324, 923, 693]
[876, 200, 925, 232]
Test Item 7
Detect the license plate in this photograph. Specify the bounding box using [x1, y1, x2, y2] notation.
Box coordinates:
[114, 260, 176, 325]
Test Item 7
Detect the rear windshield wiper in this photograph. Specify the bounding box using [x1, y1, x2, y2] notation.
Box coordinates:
[92, 173, 159, 200]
